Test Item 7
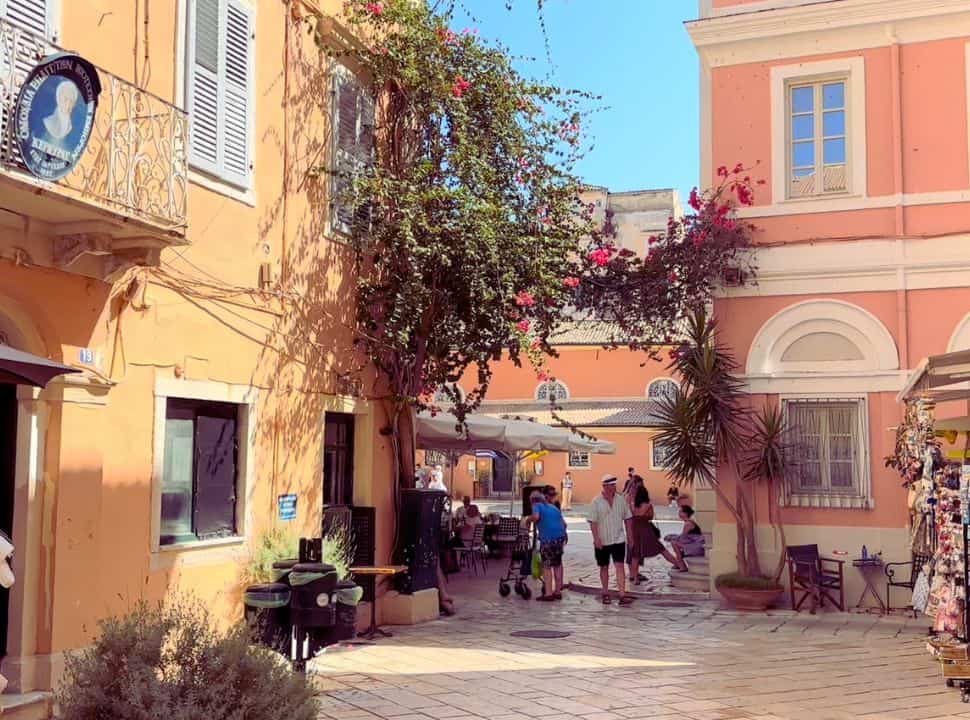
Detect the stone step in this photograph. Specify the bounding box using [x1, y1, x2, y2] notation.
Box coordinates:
[670, 570, 711, 592]
[0, 692, 51, 720]
[685, 556, 710, 573]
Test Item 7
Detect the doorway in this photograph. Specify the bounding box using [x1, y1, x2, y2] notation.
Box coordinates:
[0, 383, 17, 659]
[491, 452, 514, 495]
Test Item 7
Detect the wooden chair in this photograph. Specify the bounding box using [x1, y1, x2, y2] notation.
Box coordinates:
[885, 553, 931, 616]
[455, 523, 487, 575]
[786, 544, 845, 613]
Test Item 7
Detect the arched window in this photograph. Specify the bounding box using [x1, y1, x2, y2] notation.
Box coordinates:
[535, 380, 569, 402]
[433, 383, 465, 405]
[647, 378, 677, 400]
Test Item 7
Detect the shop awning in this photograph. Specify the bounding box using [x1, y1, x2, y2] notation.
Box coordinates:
[0, 345, 81, 388]
[897, 349, 970, 403]
[416, 410, 616, 455]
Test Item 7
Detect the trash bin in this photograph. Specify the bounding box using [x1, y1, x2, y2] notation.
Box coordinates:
[243, 582, 291, 655]
[334, 579, 361, 641]
[289, 562, 338, 628]
[272, 559, 299, 584]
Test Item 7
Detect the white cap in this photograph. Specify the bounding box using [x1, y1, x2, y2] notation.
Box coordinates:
[601, 474, 617, 485]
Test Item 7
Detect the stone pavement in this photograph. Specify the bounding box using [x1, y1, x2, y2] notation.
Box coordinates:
[310, 586, 964, 720]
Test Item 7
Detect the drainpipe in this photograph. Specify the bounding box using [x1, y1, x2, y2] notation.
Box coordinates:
[890, 29, 909, 369]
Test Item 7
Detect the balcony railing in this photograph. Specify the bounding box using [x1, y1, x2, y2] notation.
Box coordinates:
[0, 18, 187, 234]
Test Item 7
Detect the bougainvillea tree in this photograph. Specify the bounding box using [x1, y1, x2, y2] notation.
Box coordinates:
[323, 0, 758, 501]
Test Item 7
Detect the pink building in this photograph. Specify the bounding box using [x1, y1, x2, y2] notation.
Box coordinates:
[689, 0, 970, 600]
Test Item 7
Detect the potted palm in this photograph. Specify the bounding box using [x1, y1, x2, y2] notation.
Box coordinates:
[654, 309, 793, 611]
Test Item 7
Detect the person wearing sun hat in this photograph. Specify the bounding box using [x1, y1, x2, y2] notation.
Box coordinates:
[586, 473, 634, 605]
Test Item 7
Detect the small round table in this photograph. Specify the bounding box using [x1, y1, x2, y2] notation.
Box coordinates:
[852, 557, 886, 612]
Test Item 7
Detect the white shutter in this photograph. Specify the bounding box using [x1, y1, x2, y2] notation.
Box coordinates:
[187, 0, 252, 187]
[0, 0, 51, 164]
[3, 0, 48, 37]
[188, 0, 221, 175]
[221, 0, 252, 187]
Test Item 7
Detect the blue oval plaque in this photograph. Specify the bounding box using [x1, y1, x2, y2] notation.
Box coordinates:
[14, 53, 101, 181]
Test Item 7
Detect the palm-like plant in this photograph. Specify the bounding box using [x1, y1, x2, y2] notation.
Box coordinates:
[740, 403, 795, 582]
[654, 308, 793, 583]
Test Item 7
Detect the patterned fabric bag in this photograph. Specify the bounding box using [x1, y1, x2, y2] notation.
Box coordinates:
[912, 568, 931, 613]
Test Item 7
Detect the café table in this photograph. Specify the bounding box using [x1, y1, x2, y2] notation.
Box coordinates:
[350, 565, 408, 640]
[852, 557, 886, 612]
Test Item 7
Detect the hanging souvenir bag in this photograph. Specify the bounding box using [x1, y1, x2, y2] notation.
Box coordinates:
[913, 567, 931, 613]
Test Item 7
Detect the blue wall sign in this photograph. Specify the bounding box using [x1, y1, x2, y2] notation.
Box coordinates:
[278, 494, 297, 521]
[14, 53, 102, 181]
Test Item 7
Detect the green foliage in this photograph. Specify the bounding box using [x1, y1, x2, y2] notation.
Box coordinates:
[333, 0, 594, 423]
[654, 308, 793, 581]
[714, 572, 782, 591]
[56, 597, 318, 720]
[653, 309, 747, 486]
[246, 528, 299, 585]
[321, 524, 356, 580]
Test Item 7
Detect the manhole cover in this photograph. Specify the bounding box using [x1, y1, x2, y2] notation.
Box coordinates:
[510, 630, 572, 639]
[648, 601, 694, 608]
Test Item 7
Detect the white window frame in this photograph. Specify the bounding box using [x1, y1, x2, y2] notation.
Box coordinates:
[182, 0, 256, 196]
[150, 377, 258, 555]
[780, 394, 872, 509]
[535, 380, 570, 402]
[567, 450, 590, 469]
[770, 57, 866, 205]
[647, 377, 678, 400]
[649, 438, 673, 471]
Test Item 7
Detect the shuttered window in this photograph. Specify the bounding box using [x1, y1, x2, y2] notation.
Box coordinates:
[0, 0, 52, 162]
[782, 397, 872, 509]
[186, 0, 253, 188]
[1, 0, 49, 37]
[331, 66, 375, 233]
[160, 399, 239, 545]
[323, 413, 355, 506]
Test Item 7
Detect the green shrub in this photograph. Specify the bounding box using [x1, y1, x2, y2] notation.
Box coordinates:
[714, 572, 783, 591]
[321, 524, 356, 580]
[246, 528, 300, 585]
[56, 597, 318, 720]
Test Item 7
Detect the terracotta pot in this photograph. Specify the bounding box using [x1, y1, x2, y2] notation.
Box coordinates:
[716, 584, 784, 611]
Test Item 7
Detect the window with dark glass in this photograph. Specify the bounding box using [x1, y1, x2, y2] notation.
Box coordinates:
[161, 399, 238, 545]
[324, 413, 355, 506]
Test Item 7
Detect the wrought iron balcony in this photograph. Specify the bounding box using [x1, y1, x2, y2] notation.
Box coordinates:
[0, 17, 187, 279]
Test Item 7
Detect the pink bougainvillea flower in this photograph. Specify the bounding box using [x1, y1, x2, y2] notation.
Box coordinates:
[531, 339, 543, 350]
[732, 162, 744, 175]
[365, 2, 384, 15]
[668, 271, 679, 283]
[757, 179, 767, 185]
[717, 165, 728, 178]
[536, 370, 550, 382]
[588, 248, 612, 267]
[515, 290, 536, 307]
[562, 276, 580, 288]
[647, 235, 659, 245]
[516, 319, 531, 333]
[452, 75, 471, 98]
[688, 187, 701, 211]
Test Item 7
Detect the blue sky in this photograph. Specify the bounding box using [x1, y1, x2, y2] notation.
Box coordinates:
[450, 1, 700, 199]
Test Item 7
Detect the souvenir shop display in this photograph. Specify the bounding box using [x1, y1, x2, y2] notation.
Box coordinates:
[893, 398, 970, 701]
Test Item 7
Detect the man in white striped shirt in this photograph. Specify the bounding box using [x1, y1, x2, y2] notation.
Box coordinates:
[587, 474, 634, 605]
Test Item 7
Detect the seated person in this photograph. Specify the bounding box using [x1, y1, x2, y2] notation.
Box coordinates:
[666, 484, 680, 506]
[663, 505, 705, 571]
[453, 504, 483, 546]
[453, 495, 472, 527]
